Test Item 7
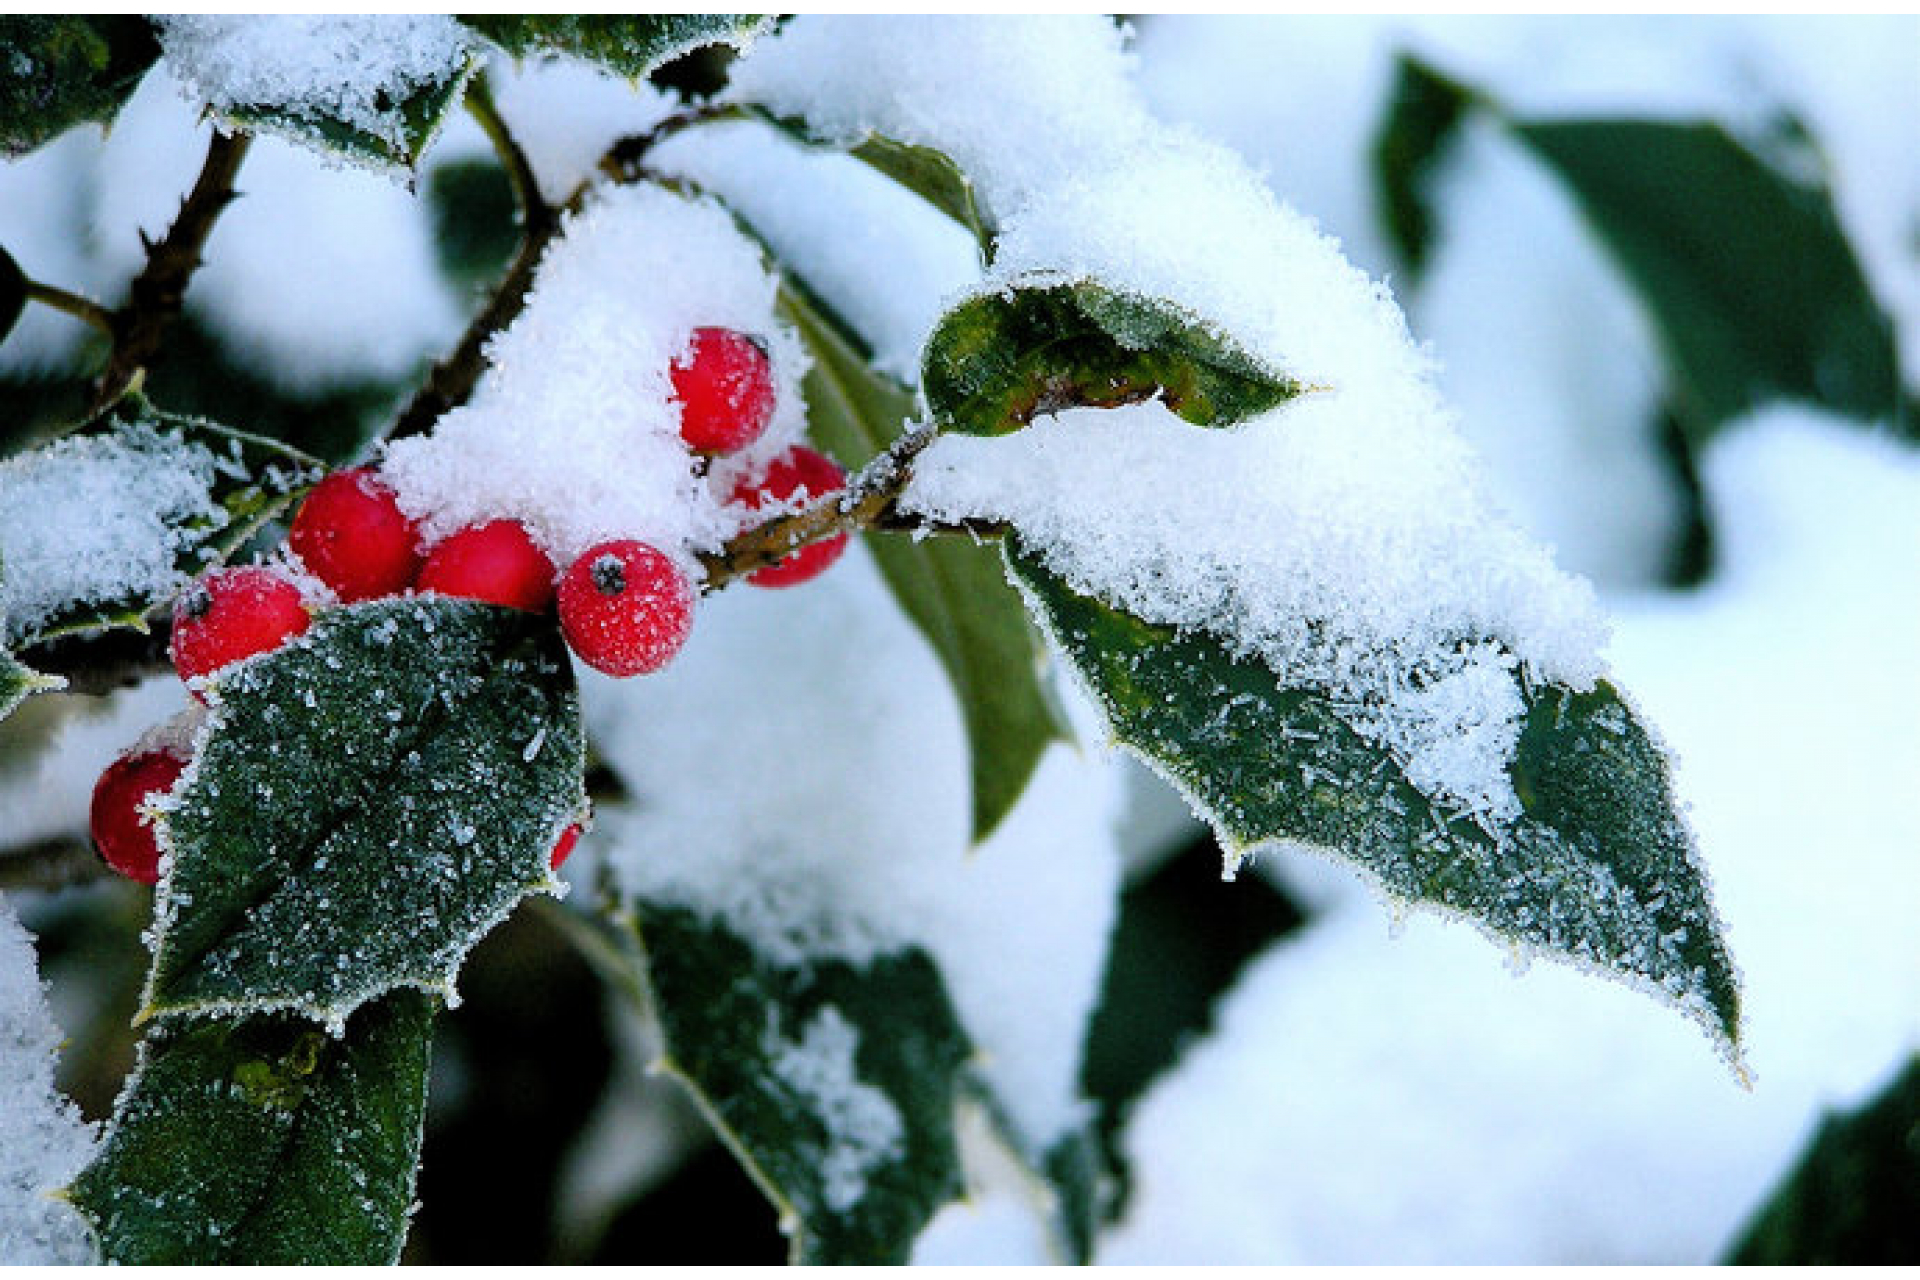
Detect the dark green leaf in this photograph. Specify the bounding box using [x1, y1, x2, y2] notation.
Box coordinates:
[1, 395, 322, 652]
[1512, 119, 1902, 441]
[778, 276, 1066, 841]
[0, 647, 64, 726]
[852, 135, 994, 261]
[69, 990, 436, 1264]
[1, 244, 25, 344]
[1371, 54, 1478, 278]
[626, 901, 970, 1265]
[923, 277, 1300, 437]
[143, 597, 586, 1028]
[427, 157, 518, 294]
[1728, 1055, 1920, 1264]
[0, 16, 159, 158]
[459, 15, 766, 80]
[217, 61, 471, 173]
[1006, 543, 1742, 1053]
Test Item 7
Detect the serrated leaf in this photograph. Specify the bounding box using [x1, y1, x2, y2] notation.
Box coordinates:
[1727, 1054, 1920, 1263]
[0, 648, 64, 726]
[1, 395, 322, 652]
[0, 16, 159, 158]
[69, 990, 434, 1264]
[215, 59, 471, 174]
[1371, 53, 1477, 278]
[459, 14, 765, 80]
[923, 277, 1300, 437]
[1512, 119, 1903, 441]
[625, 901, 970, 1265]
[142, 597, 586, 1029]
[777, 275, 1065, 841]
[1, 244, 25, 344]
[1006, 543, 1741, 1053]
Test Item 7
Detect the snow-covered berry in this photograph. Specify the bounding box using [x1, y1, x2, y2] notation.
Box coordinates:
[89, 748, 187, 885]
[288, 467, 423, 602]
[557, 540, 694, 678]
[417, 519, 556, 613]
[549, 823, 582, 870]
[670, 327, 777, 454]
[171, 567, 310, 685]
[731, 445, 851, 588]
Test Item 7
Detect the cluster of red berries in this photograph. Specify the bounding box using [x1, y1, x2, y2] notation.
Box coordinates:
[88, 328, 846, 885]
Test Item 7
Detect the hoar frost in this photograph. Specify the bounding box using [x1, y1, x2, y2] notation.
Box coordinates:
[764, 1007, 905, 1214]
[738, 15, 1609, 825]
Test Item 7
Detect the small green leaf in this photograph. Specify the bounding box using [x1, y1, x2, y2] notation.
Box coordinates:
[0, 16, 159, 158]
[1, 244, 25, 344]
[1512, 119, 1902, 441]
[1007, 544, 1742, 1054]
[923, 277, 1300, 437]
[0, 648, 64, 726]
[143, 597, 586, 1029]
[459, 15, 766, 80]
[1371, 54, 1478, 278]
[1, 395, 322, 652]
[778, 276, 1066, 841]
[69, 990, 436, 1264]
[1728, 1055, 1920, 1263]
[215, 59, 472, 174]
[626, 901, 971, 1265]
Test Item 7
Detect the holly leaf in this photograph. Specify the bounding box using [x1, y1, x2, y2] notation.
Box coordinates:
[622, 901, 970, 1265]
[923, 277, 1300, 437]
[1512, 119, 1903, 441]
[1, 244, 26, 344]
[0, 396, 322, 652]
[778, 275, 1066, 841]
[459, 15, 766, 80]
[1006, 544, 1742, 1055]
[1371, 53, 1478, 278]
[68, 991, 435, 1264]
[0, 16, 159, 158]
[0, 647, 64, 727]
[142, 597, 586, 1029]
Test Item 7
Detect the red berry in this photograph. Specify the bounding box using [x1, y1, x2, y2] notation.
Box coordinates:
[417, 519, 556, 612]
[730, 445, 850, 589]
[288, 468, 422, 602]
[557, 540, 694, 678]
[90, 749, 187, 885]
[549, 823, 582, 870]
[670, 327, 776, 454]
[171, 567, 310, 685]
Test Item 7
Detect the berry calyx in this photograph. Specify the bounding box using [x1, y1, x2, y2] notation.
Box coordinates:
[89, 748, 187, 885]
[557, 540, 694, 678]
[417, 519, 556, 613]
[730, 445, 850, 589]
[670, 326, 776, 454]
[549, 823, 582, 870]
[171, 567, 310, 686]
[288, 468, 422, 602]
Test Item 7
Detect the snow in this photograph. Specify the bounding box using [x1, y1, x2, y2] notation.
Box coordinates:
[380, 182, 808, 576]
[0, 895, 99, 1265]
[488, 54, 678, 207]
[155, 15, 473, 164]
[0, 423, 222, 645]
[763, 1006, 904, 1214]
[1103, 409, 1920, 1263]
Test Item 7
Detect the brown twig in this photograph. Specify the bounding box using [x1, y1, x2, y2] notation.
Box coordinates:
[24, 280, 116, 335]
[92, 129, 253, 415]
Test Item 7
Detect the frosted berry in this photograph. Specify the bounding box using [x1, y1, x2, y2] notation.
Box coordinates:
[549, 823, 582, 870]
[171, 567, 310, 685]
[288, 468, 422, 602]
[418, 519, 556, 612]
[557, 540, 694, 678]
[89, 749, 187, 885]
[731, 445, 850, 588]
[670, 327, 776, 454]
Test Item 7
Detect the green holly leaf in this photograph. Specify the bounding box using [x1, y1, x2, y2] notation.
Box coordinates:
[1, 244, 26, 345]
[777, 275, 1066, 842]
[1006, 543, 1742, 1055]
[923, 278, 1301, 437]
[68, 990, 435, 1264]
[1371, 53, 1478, 279]
[0, 16, 159, 158]
[623, 901, 971, 1265]
[459, 15, 766, 80]
[219, 66, 470, 175]
[1728, 1055, 1920, 1264]
[142, 597, 586, 1029]
[1511, 118, 1903, 442]
[0, 648, 64, 727]
[0, 396, 322, 653]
